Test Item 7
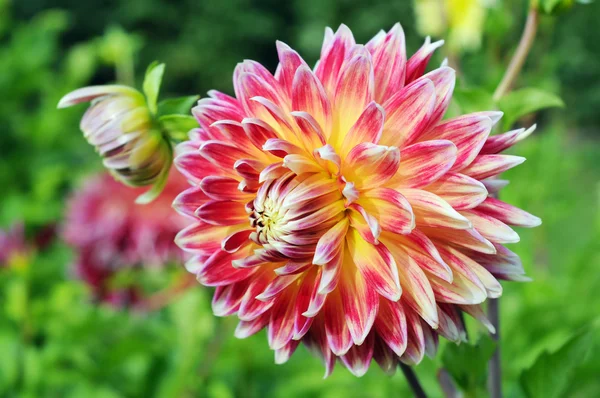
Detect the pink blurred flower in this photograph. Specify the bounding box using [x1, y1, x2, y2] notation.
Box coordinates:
[173, 24, 540, 376]
[0, 223, 29, 268]
[63, 170, 189, 304]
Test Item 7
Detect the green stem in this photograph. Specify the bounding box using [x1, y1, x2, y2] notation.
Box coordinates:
[493, 6, 539, 101]
[400, 363, 428, 398]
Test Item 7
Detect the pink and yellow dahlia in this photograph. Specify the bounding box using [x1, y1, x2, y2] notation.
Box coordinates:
[174, 24, 540, 376]
[63, 171, 189, 304]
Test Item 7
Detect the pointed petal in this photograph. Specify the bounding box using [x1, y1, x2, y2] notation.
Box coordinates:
[462, 155, 526, 180]
[374, 298, 408, 357]
[367, 23, 407, 103]
[340, 253, 379, 345]
[340, 332, 374, 377]
[346, 229, 402, 301]
[476, 197, 541, 227]
[331, 50, 375, 148]
[292, 65, 332, 138]
[406, 37, 445, 83]
[401, 189, 471, 229]
[422, 113, 493, 171]
[393, 139, 457, 188]
[425, 173, 488, 210]
[381, 78, 436, 147]
[340, 101, 385, 156]
[461, 209, 520, 244]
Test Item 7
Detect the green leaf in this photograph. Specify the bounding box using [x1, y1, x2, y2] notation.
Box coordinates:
[520, 328, 593, 398]
[159, 115, 199, 141]
[539, 0, 576, 14]
[158, 95, 199, 116]
[499, 87, 564, 129]
[441, 335, 497, 396]
[143, 61, 165, 115]
[452, 87, 496, 115]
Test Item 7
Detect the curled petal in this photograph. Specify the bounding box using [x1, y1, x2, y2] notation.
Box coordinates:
[345, 143, 400, 189]
[313, 218, 349, 265]
[358, 188, 415, 235]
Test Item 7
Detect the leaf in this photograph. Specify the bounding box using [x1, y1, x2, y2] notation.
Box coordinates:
[499, 88, 564, 129]
[520, 328, 593, 398]
[452, 87, 496, 114]
[158, 95, 199, 116]
[159, 114, 198, 141]
[143, 61, 165, 115]
[441, 335, 497, 395]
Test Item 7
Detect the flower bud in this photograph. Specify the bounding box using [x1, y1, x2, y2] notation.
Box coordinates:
[58, 85, 173, 203]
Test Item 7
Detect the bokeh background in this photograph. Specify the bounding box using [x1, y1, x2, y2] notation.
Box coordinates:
[1, 0, 599, 397]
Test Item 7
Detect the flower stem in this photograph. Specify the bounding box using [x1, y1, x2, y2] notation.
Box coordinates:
[493, 6, 539, 102]
[400, 363, 428, 398]
[488, 298, 502, 398]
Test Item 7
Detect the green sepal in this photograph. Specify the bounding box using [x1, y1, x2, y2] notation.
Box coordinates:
[159, 115, 199, 142]
[143, 61, 165, 115]
[158, 95, 200, 116]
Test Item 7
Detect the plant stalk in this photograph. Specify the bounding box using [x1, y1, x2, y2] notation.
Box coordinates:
[488, 298, 502, 398]
[493, 6, 539, 101]
[400, 363, 428, 398]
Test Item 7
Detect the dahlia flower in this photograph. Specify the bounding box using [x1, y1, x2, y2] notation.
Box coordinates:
[173, 24, 540, 376]
[58, 84, 173, 203]
[63, 171, 188, 304]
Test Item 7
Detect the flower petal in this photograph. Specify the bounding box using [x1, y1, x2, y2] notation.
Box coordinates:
[476, 197, 541, 227]
[346, 229, 402, 301]
[340, 101, 385, 157]
[425, 173, 488, 210]
[366, 23, 407, 103]
[381, 78, 436, 147]
[392, 139, 457, 188]
[344, 143, 400, 189]
[400, 189, 471, 229]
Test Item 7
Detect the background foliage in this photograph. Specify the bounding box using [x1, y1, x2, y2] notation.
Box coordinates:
[1, 0, 599, 396]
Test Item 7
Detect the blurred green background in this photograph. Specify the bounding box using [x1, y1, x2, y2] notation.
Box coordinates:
[1, 0, 599, 397]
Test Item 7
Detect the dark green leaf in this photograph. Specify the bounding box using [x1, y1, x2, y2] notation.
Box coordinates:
[499, 87, 564, 129]
[158, 95, 199, 116]
[520, 328, 593, 398]
[441, 335, 496, 395]
[159, 115, 198, 141]
[143, 61, 165, 115]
